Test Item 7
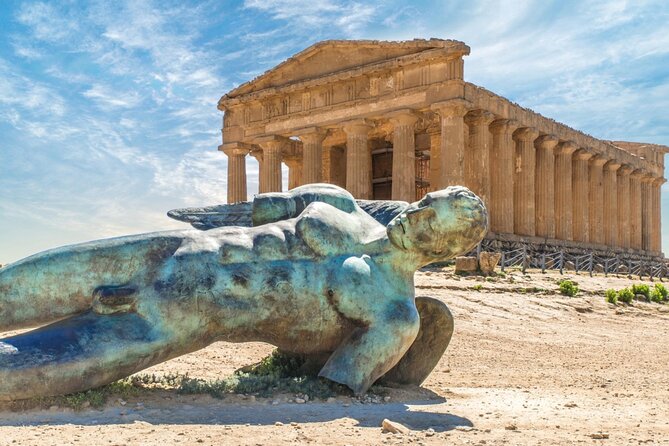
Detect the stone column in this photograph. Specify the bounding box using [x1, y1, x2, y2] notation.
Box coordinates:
[554, 141, 578, 241]
[571, 149, 593, 242]
[616, 165, 633, 249]
[431, 99, 470, 189]
[603, 160, 621, 247]
[629, 170, 644, 250]
[641, 174, 655, 252]
[489, 119, 519, 234]
[342, 120, 373, 199]
[588, 156, 607, 245]
[284, 157, 302, 190]
[220, 143, 250, 203]
[652, 178, 665, 253]
[256, 136, 286, 193]
[464, 110, 495, 206]
[534, 135, 559, 239]
[512, 127, 539, 236]
[249, 150, 264, 193]
[428, 128, 440, 191]
[298, 128, 327, 184]
[388, 110, 419, 202]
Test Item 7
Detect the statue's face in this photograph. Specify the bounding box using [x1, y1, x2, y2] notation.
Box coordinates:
[387, 186, 487, 262]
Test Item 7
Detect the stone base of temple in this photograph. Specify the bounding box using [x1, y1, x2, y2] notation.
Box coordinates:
[471, 233, 667, 278]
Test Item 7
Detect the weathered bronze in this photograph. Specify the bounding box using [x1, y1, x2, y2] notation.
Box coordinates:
[0, 184, 486, 400]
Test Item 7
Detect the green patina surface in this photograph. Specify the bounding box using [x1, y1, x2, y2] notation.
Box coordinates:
[0, 184, 487, 400]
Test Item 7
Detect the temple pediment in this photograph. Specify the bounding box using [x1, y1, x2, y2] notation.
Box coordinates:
[224, 39, 469, 99]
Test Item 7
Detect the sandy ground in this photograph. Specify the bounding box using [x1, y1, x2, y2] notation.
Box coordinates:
[1, 268, 669, 445]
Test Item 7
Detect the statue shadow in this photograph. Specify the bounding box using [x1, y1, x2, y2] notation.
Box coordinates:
[0, 390, 472, 432]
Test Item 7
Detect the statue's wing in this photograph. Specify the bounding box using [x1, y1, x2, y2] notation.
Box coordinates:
[167, 199, 409, 230]
[167, 202, 253, 230]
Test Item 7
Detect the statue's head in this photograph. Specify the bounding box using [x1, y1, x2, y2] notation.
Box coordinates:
[386, 186, 488, 265]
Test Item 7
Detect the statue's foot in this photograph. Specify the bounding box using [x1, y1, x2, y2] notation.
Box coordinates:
[379, 296, 454, 386]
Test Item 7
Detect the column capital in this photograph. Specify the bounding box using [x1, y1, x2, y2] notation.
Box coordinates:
[617, 164, 634, 176]
[573, 149, 594, 161]
[249, 149, 263, 162]
[219, 142, 252, 157]
[296, 127, 328, 144]
[534, 134, 559, 151]
[640, 172, 655, 183]
[464, 109, 495, 126]
[604, 160, 622, 171]
[555, 140, 578, 155]
[653, 177, 667, 186]
[589, 155, 608, 167]
[386, 109, 419, 127]
[342, 119, 374, 136]
[430, 99, 471, 117]
[489, 119, 519, 134]
[255, 135, 290, 152]
[512, 127, 539, 142]
[630, 169, 647, 180]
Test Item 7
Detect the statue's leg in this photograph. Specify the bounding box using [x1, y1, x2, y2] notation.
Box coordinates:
[379, 296, 454, 386]
[0, 306, 209, 401]
[0, 234, 183, 332]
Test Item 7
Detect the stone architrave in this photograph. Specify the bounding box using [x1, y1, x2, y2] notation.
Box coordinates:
[388, 110, 419, 202]
[465, 110, 495, 207]
[571, 149, 593, 242]
[641, 174, 655, 251]
[652, 178, 665, 253]
[220, 142, 251, 203]
[489, 119, 519, 234]
[603, 160, 621, 247]
[554, 141, 578, 241]
[342, 120, 373, 199]
[299, 128, 328, 184]
[512, 127, 539, 236]
[534, 135, 559, 239]
[588, 155, 607, 245]
[629, 170, 645, 250]
[256, 136, 288, 193]
[616, 165, 633, 249]
[431, 99, 470, 190]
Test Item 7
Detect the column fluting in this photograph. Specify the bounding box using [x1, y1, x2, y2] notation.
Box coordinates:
[603, 161, 621, 247]
[554, 141, 578, 241]
[512, 127, 539, 236]
[388, 111, 419, 202]
[428, 129, 440, 191]
[572, 149, 593, 242]
[588, 155, 607, 245]
[431, 100, 470, 189]
[641, 174, 654, 252]
[616, 165, 633, 249]
[464, 110, 495, 207]
[489, 119, 519, 234]
[652, 178, 665, 253]
[220, 144, 250, 203]
[342, 120, 373, 199]
[257, 139, 284, 193]
[299, 128, 327, 184]
[629, 170, 644, 250]
[535, 135, 559, 239]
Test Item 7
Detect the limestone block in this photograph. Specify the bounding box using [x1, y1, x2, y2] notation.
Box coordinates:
[478, 252, 501, 275]
[455, 256, 478, 273]
[564, 261, 576, 271]
[594, 263, 605, 273]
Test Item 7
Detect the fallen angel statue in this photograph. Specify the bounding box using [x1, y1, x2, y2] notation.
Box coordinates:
[0, 183, 487, 399]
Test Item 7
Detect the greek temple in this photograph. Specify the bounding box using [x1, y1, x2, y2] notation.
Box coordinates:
[217, 39, 667, 260]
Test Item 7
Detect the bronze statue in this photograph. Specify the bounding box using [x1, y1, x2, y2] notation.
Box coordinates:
[0, 184, 487, 400]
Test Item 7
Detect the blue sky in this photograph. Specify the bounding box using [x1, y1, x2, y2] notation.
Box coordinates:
[0, 0, 668, 264]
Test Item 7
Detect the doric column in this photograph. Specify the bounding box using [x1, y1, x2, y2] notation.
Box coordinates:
[464, 110, 495, 206]
[554, 141, 578, 241]
[512, 127, 539, 236]
[249, 149, 264, 193]
[256, 136, 286, 193]
[641, 174, 655, 252]
[342, 120, 373, 199]
[588, 155, 607, 245]
[534, 135, 559, 238]
[616, 165, 633, 249]
[283, 157, 302, 190]
[428, 128, 441, 191]
[219, 142, 250, 203]
[629, 170, 644, 250]
[603, 161, 621, 247]
[489, 119, 519, 234]
[388, 110, 419, 202]
[431, 99, 470, 189]
[652, 178, 665, 253]
[572, 149, 593, 242]
[298, 127, 327, 184]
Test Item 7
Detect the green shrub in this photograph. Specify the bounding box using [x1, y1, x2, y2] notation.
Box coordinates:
[631, 284, 651, 301]
[605, 289, 618, 304]
[558, 279, 579, 297]
[472, 284, 483, 291]
[654, 283, 668, 302]
[618, 288, 634, 304]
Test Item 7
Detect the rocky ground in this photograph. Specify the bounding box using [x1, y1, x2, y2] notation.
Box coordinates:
[1, 268, 669, 445]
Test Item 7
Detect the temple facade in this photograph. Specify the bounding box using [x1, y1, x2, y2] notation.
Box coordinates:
[218, 39, 667, 257]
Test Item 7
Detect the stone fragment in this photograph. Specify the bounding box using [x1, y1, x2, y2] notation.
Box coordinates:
[478, 251, 501, 275]
[382, 419, 409, 434]
[594, 263, 605, 273]
[617, 265, 629, 274]
[455, 256, 478, 274]
[295, 397, 306, 404]
[564, 261, 576, 271]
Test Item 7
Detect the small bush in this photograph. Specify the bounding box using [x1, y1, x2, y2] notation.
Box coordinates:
[631, 284, 651, 301]
[654, 283, 668, 302]
[558, 279, 579, 297]
[471, 284, 483, 291]
[618, 288, 634, 304]
[605, 289, 618, 304]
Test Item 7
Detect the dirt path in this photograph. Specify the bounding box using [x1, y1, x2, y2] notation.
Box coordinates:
[2, 269, 668, 445]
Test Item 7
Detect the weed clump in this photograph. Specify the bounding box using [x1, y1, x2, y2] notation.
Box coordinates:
[631, 284, 651, 301]
[605, 289, 618, 304]
[558, 279, 579, 297]
[617, 288, 634, 304]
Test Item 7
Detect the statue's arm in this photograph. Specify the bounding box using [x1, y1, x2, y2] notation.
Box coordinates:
[252, 184, 357, 226]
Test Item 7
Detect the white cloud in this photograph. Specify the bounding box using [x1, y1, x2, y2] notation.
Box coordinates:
[83, 84, 142, 109]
